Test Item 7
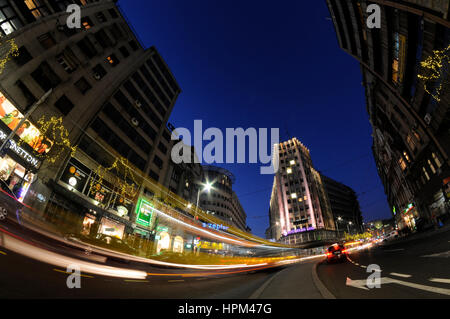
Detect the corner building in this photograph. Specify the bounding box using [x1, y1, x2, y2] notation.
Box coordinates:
[0, 0, 181, 241]
[326, 0, 450, 231]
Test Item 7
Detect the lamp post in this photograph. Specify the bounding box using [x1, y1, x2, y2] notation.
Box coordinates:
[193, 181, 213, 220]
[336, 216, 342, 239]
[348, 221, 353, 234]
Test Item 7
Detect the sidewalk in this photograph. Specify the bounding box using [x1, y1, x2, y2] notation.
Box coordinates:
[382, 222, 450, 248]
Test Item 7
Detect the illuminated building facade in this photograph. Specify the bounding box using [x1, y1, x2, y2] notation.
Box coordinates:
[0, 1, 181, 242]
[267, 138, 336, 244]
[326, 0, 450, 231]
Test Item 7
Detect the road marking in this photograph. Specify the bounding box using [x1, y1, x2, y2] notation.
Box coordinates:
[429, 278, 450, 284]
[53, 268, 94, 279]
[346, 277, 450, 296]
[0, 250, 6, 255]
[360, 265, 367, 268]
[390, 273, 412, 278]
[421, 250, 450, 258]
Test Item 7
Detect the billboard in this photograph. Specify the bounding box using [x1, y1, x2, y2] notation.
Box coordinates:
[0, 92, 53, 154]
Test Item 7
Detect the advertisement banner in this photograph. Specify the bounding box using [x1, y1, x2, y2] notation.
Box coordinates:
[0, 92, 53, 154]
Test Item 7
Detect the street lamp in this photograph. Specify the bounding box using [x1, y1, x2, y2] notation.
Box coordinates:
[194, 181, 213, 219]
[348, 221, 353, 234]
[335, 216, 342, 239]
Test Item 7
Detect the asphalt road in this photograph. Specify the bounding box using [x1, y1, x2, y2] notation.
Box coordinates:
[0, 217, 327, 299]
[317, 229, 450, 299]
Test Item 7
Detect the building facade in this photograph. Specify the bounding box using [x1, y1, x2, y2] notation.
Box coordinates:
[321, 174, 363, 234]
[0, 0, 182, 243]
[267, 138, 336, 244]
[199, 165, 247, 231]
[326, 0, 450, 231]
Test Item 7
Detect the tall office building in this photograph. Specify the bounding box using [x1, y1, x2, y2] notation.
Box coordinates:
[321, 174, 363, 234]
[267, 138, 335, 244]
[326, 0, 449, 231]
[0, 0, 181, 240]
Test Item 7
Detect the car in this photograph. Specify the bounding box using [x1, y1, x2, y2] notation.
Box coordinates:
[325, 243, 348, 263]
[0, 179, 23, 222]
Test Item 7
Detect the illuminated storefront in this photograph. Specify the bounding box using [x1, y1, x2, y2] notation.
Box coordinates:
[173, 236, 184, 253]
[98, 217, 125, 239]
[156, 231, 171, 253]
[399, 203, 419, 231]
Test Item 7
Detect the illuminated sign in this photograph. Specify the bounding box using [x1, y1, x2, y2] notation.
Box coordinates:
[202, 223, 229, 231]
[135, 198, 154, 228]
[0, 92, 53, 154]
[0, 130, 39, 168]
[284, 227, 315, 236]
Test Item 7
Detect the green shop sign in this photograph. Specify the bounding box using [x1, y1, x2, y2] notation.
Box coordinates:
[135, 198, 154, 228]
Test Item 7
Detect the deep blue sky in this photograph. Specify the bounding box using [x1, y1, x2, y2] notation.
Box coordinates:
[119, 0, 392, 237]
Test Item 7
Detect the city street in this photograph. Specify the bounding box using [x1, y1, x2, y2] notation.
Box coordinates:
[317, 229, 450, 299]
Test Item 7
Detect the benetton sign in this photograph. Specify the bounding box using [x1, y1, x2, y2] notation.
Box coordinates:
[0, 129, 40, 168]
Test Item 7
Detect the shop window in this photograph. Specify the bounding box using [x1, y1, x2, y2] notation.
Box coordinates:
[432, 153, 442, 168]
[157, 232, 171, 253]
[54, 94, 75, 116]
[74, 77, 92, 95]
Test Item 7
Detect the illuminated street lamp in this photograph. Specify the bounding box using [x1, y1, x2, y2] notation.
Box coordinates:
[194, 181, 213, 219]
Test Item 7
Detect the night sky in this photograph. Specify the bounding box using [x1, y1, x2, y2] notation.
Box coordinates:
[119, 0, 392, 237]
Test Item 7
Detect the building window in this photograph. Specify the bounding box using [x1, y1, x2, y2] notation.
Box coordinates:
[13, 46, 33, 66]
[0, 2, 22, 35]
[158, 142, 167, 154]
[398, 157, 407, 171]
[74, 77, 92, 95]
[16, 80, 36, 108]
[92, 64, 107, 80]
[149, 170, 159, 182]
[31, 61, 61, 92]
[432, 153, 442, 168]
[129, 40, 139, 51]
[108, 8, 118, 19]
[54, 94, 75, 116]
[95, 11, 107, 23]
[119, 46, 130, 58]
[106, 54, 120, 67]
[423, 167, 430, 181]
[37, 32, 56, 49]
[56, 48, 79, 73]
[25, 0, 50, 19]
[428, 160, 436, 174]
[95, 29, 114, 49]
[77, 37, 98, 58]
[153, 155, 163, 169]
[81, 17, 93, 30]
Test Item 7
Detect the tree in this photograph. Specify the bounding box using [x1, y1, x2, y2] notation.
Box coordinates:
[0, 36, 19, 74]
[418, 44, 450, 103]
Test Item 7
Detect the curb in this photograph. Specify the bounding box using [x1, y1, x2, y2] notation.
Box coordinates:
[249, 267, 287, 299]
[311, 261, 336, 299]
